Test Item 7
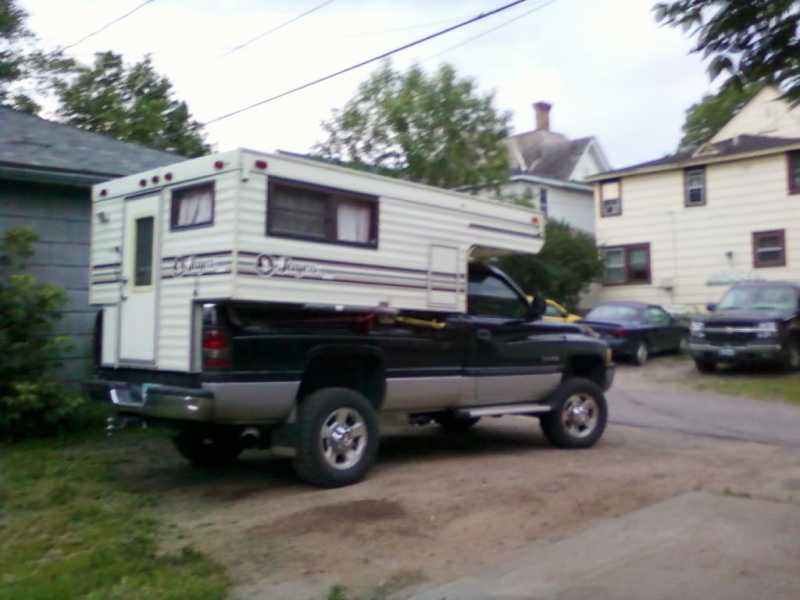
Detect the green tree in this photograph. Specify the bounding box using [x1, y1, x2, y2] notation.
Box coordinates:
[314, 62, 511, 189]
[679, 82, 764, 150]
[0, 227, 85, 440]
[499, 219, 603, 310]
[654, 1, 800, 103]
[0, 0, 37, 110]
[51, 51, 209, 157]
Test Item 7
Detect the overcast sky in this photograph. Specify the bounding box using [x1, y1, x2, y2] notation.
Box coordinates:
[21, 0, 715, 168]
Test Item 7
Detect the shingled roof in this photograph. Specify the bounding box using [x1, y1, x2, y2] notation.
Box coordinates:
[0, 106, 183, 183]
[508, 131, 593, 181]
[591, 134, 800, 180]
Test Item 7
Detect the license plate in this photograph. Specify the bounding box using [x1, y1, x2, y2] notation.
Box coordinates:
[719, 347, 736, 357]
[110, 387, 142, 406]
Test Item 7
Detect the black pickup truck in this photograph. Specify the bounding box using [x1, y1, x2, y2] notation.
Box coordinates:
[688, 281, 800, 372]
[95, 262, 614, 488]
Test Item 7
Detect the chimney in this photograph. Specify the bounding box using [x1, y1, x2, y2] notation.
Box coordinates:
[533, 101, 551, 131]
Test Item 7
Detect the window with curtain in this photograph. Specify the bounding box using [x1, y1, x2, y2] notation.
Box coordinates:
[267, 178, 377, 248]
[602, 244, 651, 285]
[171, 182, 214, 230]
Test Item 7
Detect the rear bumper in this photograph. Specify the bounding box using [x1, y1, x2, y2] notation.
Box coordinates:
[688, 342, 783, 363]
[86, 380, 215, 422]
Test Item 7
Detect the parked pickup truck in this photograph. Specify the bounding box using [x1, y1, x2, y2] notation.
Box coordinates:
[688, 281, 800, 372]
[92, 263, 614, 488]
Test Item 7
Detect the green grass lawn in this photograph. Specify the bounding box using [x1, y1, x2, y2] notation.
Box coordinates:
[691, 372, 800, 407]
[0, 430, 229, 600]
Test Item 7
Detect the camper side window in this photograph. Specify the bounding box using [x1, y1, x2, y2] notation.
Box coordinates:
[171, 182, 214, 230]
[267, 178, 378, 248]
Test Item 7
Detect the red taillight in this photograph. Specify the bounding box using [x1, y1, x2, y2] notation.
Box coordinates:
[203, 328, 227, 350]
[165, 172, 173, 181]
[202, 328, 231, 369]
[610, 328, 627, 337]
[214, 160, 224, 170]
[254, 159, 268, 169]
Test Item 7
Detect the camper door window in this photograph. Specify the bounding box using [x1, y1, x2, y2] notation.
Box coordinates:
[267, 178, 378, 248]
[170, 182, 215, 230]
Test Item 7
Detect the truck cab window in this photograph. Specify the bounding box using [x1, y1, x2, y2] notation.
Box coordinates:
[468, 273, 528, 319]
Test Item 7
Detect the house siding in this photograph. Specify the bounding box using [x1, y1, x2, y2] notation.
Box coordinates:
[595, 153, 800, 310]
[0, 180, 94, 384]
[495, 180, 595, 234]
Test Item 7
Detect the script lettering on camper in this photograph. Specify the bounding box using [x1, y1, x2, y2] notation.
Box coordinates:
[256, 255, 322, 279]
[173, 255, 229, 277]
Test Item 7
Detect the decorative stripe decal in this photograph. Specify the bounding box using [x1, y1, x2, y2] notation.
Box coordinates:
[469, 223, 542, 239]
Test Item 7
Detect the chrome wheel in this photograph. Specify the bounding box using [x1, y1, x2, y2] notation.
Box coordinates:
[788, 343, 800, 371]
[560, 393, 599, 439]
[319, 408, 368, 470]
[635, 342, 648, 365]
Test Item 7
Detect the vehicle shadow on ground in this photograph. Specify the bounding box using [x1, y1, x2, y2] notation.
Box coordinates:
[122, 421, 552, 499]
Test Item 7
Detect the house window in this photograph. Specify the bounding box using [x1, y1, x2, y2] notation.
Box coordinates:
[684, 167, 706, 206]
[753, 230, 786, 268]
[788, 151, 800, 194]
[539, 188, 548, 216]
[602, 243, 651, 285]
[267, 178, 378, 248]
[600, 180, 622, 217]
[171, 182, 214, 230]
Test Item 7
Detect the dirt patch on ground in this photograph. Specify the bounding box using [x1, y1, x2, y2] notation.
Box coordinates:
[116, 414, 800, 600]
[257, 499, 408, 537]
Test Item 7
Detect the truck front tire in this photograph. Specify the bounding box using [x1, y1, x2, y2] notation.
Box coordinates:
[293, 387, 379, 488]
[173, 428, 244, 468]
[540, 378, 607, 449]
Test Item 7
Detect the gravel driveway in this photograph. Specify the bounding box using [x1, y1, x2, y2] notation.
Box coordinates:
[118, 357, 800, 600]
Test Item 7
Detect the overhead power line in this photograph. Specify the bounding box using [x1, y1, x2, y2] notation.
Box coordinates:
[223, 0, 336, 56]
[203, 0, 530, 126]
[423, 0, 557, 63]
[62, 0, 155, 51]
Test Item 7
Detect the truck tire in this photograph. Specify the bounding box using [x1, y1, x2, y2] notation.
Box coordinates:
[434, 413, 480, 433]
[540, 378, 607, 449]
[173, 428, 243, 468]
[293, 387, 379, 488]
[695, 359, 716, 373]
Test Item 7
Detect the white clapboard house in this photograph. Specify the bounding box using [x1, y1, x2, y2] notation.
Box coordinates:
[90, 149, 544, 373]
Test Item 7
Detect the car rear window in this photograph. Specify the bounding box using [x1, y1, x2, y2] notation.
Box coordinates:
[586, 305, 642, 322]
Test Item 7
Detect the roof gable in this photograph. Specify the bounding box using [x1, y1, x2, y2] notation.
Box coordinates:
[0, 107, 184, 181]
[710, 86, 800, 143]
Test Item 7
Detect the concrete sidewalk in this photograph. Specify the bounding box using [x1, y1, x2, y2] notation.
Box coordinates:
[407, 491, 800, 600]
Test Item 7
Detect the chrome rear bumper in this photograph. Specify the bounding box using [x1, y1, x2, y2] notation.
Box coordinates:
[89, 380, 214, 422]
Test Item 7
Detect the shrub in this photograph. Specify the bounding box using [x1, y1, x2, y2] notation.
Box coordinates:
[0, 226, 87, 441]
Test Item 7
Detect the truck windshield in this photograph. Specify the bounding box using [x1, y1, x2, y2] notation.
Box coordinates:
[717, 286, 798, 311]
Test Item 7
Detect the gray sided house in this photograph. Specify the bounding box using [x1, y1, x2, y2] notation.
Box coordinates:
[0, 107, 181, 383]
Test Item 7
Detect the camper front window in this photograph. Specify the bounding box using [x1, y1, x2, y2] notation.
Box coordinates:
[171, 182, 214, 230]
[267, 178, 377, 248]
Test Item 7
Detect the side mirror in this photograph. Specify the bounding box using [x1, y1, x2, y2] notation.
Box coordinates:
[706, 303, 717, 312]
[528, 294, 546, 321]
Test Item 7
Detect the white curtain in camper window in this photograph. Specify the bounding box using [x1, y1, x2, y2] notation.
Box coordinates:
[177, 187, 213, 226]
[337, 200, 371, 243]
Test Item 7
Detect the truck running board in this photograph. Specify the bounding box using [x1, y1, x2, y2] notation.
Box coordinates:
[458, 403, 552, 418]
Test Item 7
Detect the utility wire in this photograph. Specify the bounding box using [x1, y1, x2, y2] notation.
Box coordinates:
[62, 0, 155, 51]
[223, 0, 336, 57]
[423, 0, 557, 63]
[203, 0, 530, 126]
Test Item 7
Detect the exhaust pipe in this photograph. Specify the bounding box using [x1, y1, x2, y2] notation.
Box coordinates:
[240, 427, 261, 448]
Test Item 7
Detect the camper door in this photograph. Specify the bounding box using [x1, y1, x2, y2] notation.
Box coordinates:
[119, 193, 160, 364]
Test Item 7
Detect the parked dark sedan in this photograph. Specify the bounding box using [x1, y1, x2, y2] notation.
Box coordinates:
[580, 302, 687, 365]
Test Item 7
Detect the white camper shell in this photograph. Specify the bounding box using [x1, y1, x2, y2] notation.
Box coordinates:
[90, 149, 544, 373]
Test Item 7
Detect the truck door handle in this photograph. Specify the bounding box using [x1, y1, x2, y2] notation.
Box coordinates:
[476, 329, 492, 341]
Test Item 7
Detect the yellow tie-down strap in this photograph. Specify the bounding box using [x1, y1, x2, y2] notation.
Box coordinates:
[395, 316, 447, 330]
